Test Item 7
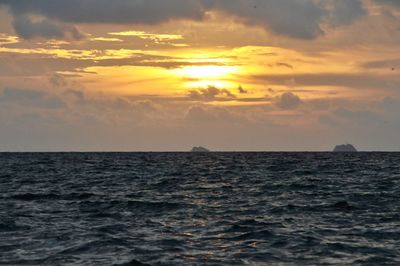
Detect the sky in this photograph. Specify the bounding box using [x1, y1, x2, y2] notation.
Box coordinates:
[0, 0, 400, 151]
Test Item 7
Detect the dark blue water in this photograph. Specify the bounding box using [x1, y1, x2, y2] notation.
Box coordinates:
[0, 153, 399, 265]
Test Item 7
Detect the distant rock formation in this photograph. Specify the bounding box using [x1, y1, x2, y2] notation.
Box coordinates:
[333, 144, 357, 152]
[191, 146, 210, 152]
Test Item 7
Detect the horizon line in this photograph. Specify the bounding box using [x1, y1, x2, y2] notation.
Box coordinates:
[0, 150, 399, 153]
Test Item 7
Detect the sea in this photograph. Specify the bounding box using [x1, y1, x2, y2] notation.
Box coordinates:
[0, 152, 399, 265]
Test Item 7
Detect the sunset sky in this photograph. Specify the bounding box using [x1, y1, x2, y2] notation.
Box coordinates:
[1, 0, 400, 151]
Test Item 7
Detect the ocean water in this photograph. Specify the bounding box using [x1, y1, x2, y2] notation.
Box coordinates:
[0, 152, 399, 266]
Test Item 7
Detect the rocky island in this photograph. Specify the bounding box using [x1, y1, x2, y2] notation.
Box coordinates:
[333, 144, 358, 152]
[191, 146, 210, 153]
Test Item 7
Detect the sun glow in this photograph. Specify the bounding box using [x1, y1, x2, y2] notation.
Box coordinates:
[176, 65, 239, 79]
[173, 65, 240, 89]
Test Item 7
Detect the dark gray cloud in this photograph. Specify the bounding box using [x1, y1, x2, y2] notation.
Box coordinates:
[276, 92, 302, 109]
[12, 14, 83, 40]
[276, 62, 294, 69]
[12, 15, 63, 39]
[362, 58, 400, 69]
[188, 86, 236, 101]
[327, 0, 366, 27]
[203, 0, 365, 39]
[186, 105, 217, 122]
[333, 107, 382, 125]
[238, 85, 247, 94]
[185, 105, 239, 124]
[0, 0, 205, 24]
[0, 87, 65, 109]
[207, 0, 324, 39]
[0, 0, 367, 39]
[252, 73, 400, 90]
[374, 0, 400, 7]
[49, 73, 68, 87]
[64, 89, 85, 104]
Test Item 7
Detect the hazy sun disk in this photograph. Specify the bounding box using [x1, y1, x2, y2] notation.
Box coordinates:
[177, 65, 239, 79]
[175, 65, 239, 87]
[173, 65, 240, 89]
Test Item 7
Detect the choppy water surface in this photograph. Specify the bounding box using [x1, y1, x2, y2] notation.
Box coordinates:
[0, 152, 399, 265]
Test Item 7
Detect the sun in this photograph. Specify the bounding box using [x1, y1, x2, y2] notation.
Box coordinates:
[177, 65, 239, 79]
[173, 65, 240, 88]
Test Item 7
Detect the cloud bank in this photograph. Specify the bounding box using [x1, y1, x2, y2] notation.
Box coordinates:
[12, 14, 83, 40]
[0, 0, 368, 39]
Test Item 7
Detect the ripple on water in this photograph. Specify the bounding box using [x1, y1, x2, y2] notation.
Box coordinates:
[0, 152, 399, 265]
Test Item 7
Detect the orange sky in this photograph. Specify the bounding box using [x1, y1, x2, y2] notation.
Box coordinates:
[0, 0, 400, 151]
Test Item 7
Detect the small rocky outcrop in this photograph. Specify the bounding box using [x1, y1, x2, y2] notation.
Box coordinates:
[191, 146, 210, 152]
[333, 144, 357, 152]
